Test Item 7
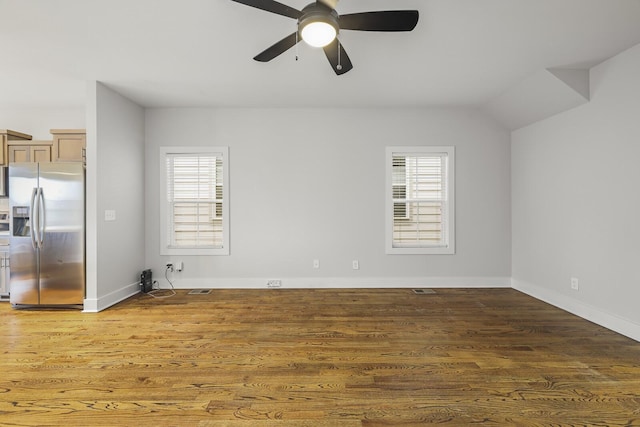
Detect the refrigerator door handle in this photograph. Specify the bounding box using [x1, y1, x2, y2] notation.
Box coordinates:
[37, 187, 46, 248]
[30, 187, 39, 250]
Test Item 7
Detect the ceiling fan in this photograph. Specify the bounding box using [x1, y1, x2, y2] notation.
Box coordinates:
[230, 0, 419, 75]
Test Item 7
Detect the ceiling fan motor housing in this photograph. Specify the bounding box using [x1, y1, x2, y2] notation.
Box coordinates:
[298, 3, 340, 37]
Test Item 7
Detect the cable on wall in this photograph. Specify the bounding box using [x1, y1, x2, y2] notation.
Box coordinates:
[148, 265, 176, 299]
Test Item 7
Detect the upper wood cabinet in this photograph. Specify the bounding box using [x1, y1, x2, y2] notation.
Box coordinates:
[0, 129, 32, 166]
[50, 129, 86, 163]
[7, 141, 52, 163]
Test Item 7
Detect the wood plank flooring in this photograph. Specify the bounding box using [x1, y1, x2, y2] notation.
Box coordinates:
[1, 288, 640, 426]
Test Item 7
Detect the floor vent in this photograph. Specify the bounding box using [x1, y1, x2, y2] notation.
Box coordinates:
[188, 289, 212, 295]
[412, 289, 436, 295]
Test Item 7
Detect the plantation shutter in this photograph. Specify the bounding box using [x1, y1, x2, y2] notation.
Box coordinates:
[166, 153, 224, 248]
[392, 152, 449, 248]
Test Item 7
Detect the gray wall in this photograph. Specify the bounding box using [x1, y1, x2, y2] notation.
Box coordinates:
[512, 43, 640, 339]
[144, 107, 511, 288]
[85, 82, 146, 310]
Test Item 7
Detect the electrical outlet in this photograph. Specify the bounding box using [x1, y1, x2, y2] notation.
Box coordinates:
[352, 260, 360, 270]
[571, 277, 579, 291]
[175, 261, 183, 272]
[313, 259, 320, 269]
[267, 279, 282, 288]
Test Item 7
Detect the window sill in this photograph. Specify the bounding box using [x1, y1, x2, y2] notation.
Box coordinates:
[161, 247, 229, 256]
[386, 246, 455, 255]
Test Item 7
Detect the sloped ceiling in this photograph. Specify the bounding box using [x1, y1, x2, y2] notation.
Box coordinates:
[485, 68, 591, 130]
[1, 0, 640, 112]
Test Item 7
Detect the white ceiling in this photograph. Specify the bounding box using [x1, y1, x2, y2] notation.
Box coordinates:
[2, 0, 640, 109]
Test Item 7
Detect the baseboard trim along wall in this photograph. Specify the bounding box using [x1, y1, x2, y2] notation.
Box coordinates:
[83, 281, 142, 313]
[83, 276, 512, 312]
[158, 276, 512, 290]
[512, 279, 640, 343]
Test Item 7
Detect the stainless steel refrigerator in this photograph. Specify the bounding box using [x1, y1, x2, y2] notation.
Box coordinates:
[9, 162, 85, 307]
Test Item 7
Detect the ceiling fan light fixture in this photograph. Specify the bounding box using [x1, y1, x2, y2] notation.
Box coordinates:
[301, 20, 337, 47]
[298, 5, 339, 48]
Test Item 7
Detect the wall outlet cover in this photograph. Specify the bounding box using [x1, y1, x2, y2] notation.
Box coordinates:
[571, 277, 579, 291]
[267, 280, 282, 288]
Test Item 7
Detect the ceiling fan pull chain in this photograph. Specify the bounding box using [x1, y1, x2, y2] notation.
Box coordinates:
[337, 38, 342, 71]
[295, 30, 299, 61]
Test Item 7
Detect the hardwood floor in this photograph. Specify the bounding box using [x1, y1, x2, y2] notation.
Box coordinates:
[1, 288, 639, 426]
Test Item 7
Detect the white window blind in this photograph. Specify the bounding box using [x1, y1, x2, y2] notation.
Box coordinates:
[386, 146, 455, 255]
[160, 147, 229, 256]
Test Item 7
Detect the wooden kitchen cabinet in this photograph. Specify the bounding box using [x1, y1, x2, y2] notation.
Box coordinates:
[0, 129, 32, 166]
[50, 129, 86, 163]
[7, 141, 52, 163]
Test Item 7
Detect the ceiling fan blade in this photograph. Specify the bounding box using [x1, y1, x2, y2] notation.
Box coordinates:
[339, 10, 419, 31]
[230, 0, 302, 19]
[254, 31, 300, 62]
[323, 38, 353, 75]
[317, 0, 339, 10]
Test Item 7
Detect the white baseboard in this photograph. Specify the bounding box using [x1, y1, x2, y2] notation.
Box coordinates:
[512, 278, 640, 343]
[160, 276, 512, 290]
[82, 276, 509, 312]
[83, 281, 141, 313]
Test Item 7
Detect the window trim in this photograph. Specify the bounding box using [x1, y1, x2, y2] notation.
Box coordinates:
[385, 146, 455, 255]
[159, 146, 230, 256]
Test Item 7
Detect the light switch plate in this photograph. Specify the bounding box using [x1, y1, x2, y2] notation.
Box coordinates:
[104, 210, 116, 221]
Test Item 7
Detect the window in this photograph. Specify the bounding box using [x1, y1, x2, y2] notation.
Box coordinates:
[385, 146, 455, 254]
[160, 146, 229, 255]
